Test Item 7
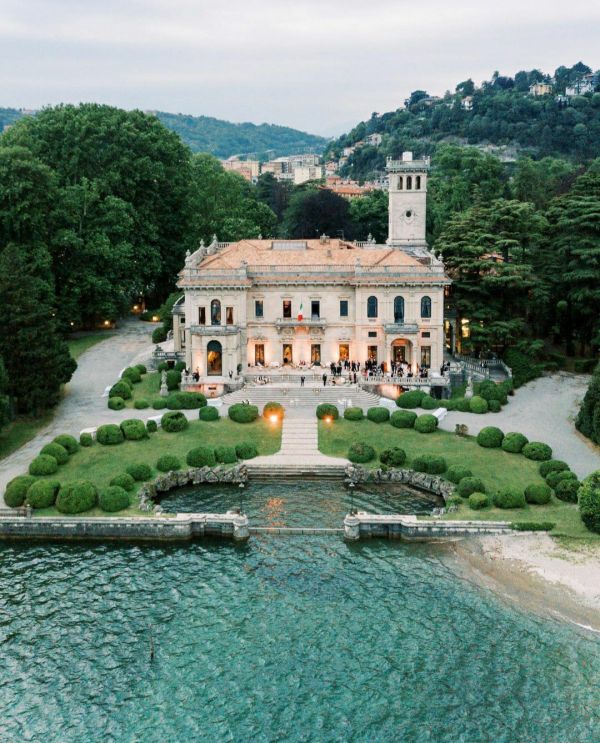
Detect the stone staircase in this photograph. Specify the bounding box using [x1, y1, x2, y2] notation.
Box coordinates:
[222, 384, 381, 415]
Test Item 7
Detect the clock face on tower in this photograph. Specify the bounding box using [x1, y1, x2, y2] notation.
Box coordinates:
[404, 209, 415, 223]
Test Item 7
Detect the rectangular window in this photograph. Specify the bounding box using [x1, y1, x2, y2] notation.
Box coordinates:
[283, 300, 292, 319]
[180, 330, 186, 349]
[198, 307, 206, 325]
[368, 331, 377, 338]
[339, 299, 349, 318]
[255, 344, 265, 366]
[339, 343, 349, 361]
[421, 346, 431, 367]
[255, 300, 263, 318]
[368, 345, 378, 363]
[226, 307, 234, 325]
[311, 300, 320, 319]
[311, 344, 321, 363]
[421, 331, 430, 338]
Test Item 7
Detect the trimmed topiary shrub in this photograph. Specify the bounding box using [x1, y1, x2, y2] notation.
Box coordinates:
[457, 477, 486, 498]
[134, 399, 150, 409]
[447, 495, 463, 507]
[390, 410, 416, 428]
[126, 463, 153, 481]
[420, 395, 438, 410]
[120, 418, 148, 441]
[4, 475, 36, 508]
[469, 492, 489, 510]
[469, 396, 489, 414]
[476, 380, 508, 405]
[367, 407, 390, 423]
[411, 454, 447, 474]
[186, 446, 217, 467]
[96, 424, 124, 445]
[56, 480, 98, 514]
[166, 391, 207, 410]
[174, 360, 186, 372]
[539, 460, 569, 478]
[40, 442, 69, 465]
[108, 396, 126, 411]
[380, 447, 406, 467]
[99, 486, 130, 513]
[199, 406, 219, 421]
[156, 454, 181, 472]
[157, 361, 169, 372]
[161, 411, 189, 432]
[476, 426, 504, 448]
[166, 369, 181, 391]
[522, 442, 552, 461]
[493, 488, 526, 509]
[152, 398, 167, 410]
[110, 473, 136, 492]
[80, 432, 93, 447]
[396, 390, 425, 409]
[546, 470, 577, 489]
[152, 326, 168, 344]
[488, 399, 502, 413]
[554, 478, 580, 503]
[263, 402, 284, 421]
[579, 471, 600, 533]
[29, 454, 59, 476]
[235, 442, 258, 460]
[316, 403, 339, 420]
[146, 420, 158, 433]
[229, 403, 259, 423]
[109, 380, 132, 399]
[135, 364, 147, 375]
[414, 414, 438, 434]
[348, 442, 376, 463]
[27, 479, 60, 509]
[511, 522, 556, 532]
[456, 398, 472, 413]
[501, 432, 528, 454]
[53, 434, 79, 455]
[447, 465, 473, 484]
[524, 483, 552, 505]
[343, 406, 364, 421]
[214, 446, 237, 464]
[122, 366, 142, 384]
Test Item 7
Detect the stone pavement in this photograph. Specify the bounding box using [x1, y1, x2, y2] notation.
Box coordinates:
[0, 320, 155, 500]
[439, 373, 600, 479]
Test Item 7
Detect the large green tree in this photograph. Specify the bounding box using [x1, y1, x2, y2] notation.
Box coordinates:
[0, 356, 10, 430]
[281, 188, 354, 239]
[576, 362, 600, 445]
[349, 189, 388, 243]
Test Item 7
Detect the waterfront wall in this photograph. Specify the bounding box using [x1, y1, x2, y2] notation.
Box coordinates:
[345, 465, 455, 502]
[344, 513, 511, 541]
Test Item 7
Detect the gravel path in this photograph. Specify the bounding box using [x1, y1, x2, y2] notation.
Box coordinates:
[439, 372, 600, 479]
[0, 320, 155, 498]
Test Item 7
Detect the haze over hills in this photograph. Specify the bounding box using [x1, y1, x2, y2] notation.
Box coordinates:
[0, 107, 327, 159]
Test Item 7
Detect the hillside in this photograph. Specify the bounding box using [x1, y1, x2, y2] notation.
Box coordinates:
[0, 107, 327, 159]
[326, 63, 600, 180]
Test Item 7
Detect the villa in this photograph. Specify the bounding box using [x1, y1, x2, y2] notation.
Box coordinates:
[173, 152, 450, 390]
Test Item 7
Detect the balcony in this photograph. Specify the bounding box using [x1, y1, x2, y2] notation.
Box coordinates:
[275, 317, 327, 329]
[384, 323, 419, 335]
[190, 324, 239, 336]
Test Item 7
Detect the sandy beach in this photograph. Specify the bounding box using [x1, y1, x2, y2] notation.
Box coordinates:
[454, 534, 600, 632]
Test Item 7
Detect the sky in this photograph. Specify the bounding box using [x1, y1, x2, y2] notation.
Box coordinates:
[1, 0, 599, 136]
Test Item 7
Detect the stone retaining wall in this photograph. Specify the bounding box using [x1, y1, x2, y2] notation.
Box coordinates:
[345, 465, 455, 501]
[344, 513, 511, 541]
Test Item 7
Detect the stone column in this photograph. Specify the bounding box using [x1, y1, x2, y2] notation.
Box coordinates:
[233, 514, 250, 542]
[343, 514, 360, 541]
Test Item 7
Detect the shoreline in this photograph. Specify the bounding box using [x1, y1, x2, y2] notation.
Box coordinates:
[452, 533, 600, 633]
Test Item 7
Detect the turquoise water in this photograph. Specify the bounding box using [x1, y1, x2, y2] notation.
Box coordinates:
[1, 483, 600, 742]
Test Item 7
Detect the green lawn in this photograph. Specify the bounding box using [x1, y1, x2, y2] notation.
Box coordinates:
[0, 412, 54, 462]
[121, 371, 162, 407]
[67, 332, 114, 360]
[28, 417, 282, 516]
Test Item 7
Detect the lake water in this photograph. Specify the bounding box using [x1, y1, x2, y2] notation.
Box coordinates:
[1, 481, 599, 742]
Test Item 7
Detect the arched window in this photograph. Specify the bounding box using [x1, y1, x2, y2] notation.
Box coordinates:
[406, 175, 412, 189]
[421, 296, 432, 318]
[394, 296, 405, 323]
[398, 176, 403, 190]
[207, 340, 222, 375]
[367, 295, 378, 318]
[210, 299, 221, 325]
[416, 175, 421, 189]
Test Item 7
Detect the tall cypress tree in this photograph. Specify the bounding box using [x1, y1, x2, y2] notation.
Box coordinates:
[576, 363, 600, 445]
[0, 244, 76, 415]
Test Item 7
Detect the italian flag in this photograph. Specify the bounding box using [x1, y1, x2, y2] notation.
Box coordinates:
[297, 302, 303, 321]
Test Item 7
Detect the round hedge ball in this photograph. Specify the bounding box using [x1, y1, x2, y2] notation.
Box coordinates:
[27, 479, 60, 509]
[579, 472, 600, 534]
[199, 406, 219, 421]
[420, 395, 438, 410]
[53, 434, 79, 455]
[161, 411, 189, 433]
[539, 459, 569, 478]
[29, 454, 59, 476]
[186, 446, 217, 468]
[522, 442, 553, 462]
[414, 414, 438, 434]
[120, 418, 148, 441]
[110, 473, 136, 492]
[235, 442, 258, 460]
[80, 432, 94, 447]
[390, 410, 416, 429]
[214, 446, 237, 464]
[524, 483, 552, 505]
[56, 480, 98, 514]
[40, 442, 69, 465]
[546, 470, 577, 489]
[135, 364, 147, 375]
[501, 432, 528, 454]
[99, 485, 130, 513]
[228, 403, 259, 424]
[109, 381, 132, 400]
[469, 492, 489, 510]
[446, 465, 473, 484]
[554, 478, 580, 503]
[146, 420, 158, 433]
[134, 399, 150, 410]
[488, 399, 502, 413]
[493, 488, 526, 509]
[125, 463, 153, 482]
[367, 407, 390, 423]
[348, 442, 376, 464]
[4, 475, 36, 508]
[96, 424, 124, 445]
[152, 398, 167, 410]
[316, 403, 339, 421]
[396, 390, 425, 409]
[263, 402, 284, 421]
[469, 396, 489, 414]
[379, 447, 406, 467]
[476, 427, 504, 448]
[457, 398, 472, 413]
[108, 396, 126, 411]
[166, 391, 207, 410]
[343, 407, 364, 421]
[156, 454, 182, 472]
[122, 366, 142, 384]
[457, 477, 486, 498]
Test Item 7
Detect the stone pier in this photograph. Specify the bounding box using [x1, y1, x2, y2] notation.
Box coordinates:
[344, 512, 512, 540]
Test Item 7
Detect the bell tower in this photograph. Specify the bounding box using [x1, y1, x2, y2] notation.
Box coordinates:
[386, 152, 429, 249]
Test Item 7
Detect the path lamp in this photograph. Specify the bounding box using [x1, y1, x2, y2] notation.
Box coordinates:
[239, 482, 245, 515]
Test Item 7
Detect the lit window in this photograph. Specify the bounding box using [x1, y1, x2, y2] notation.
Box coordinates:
[283, 300, 292, 319]
[226, 307, 234, 325]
